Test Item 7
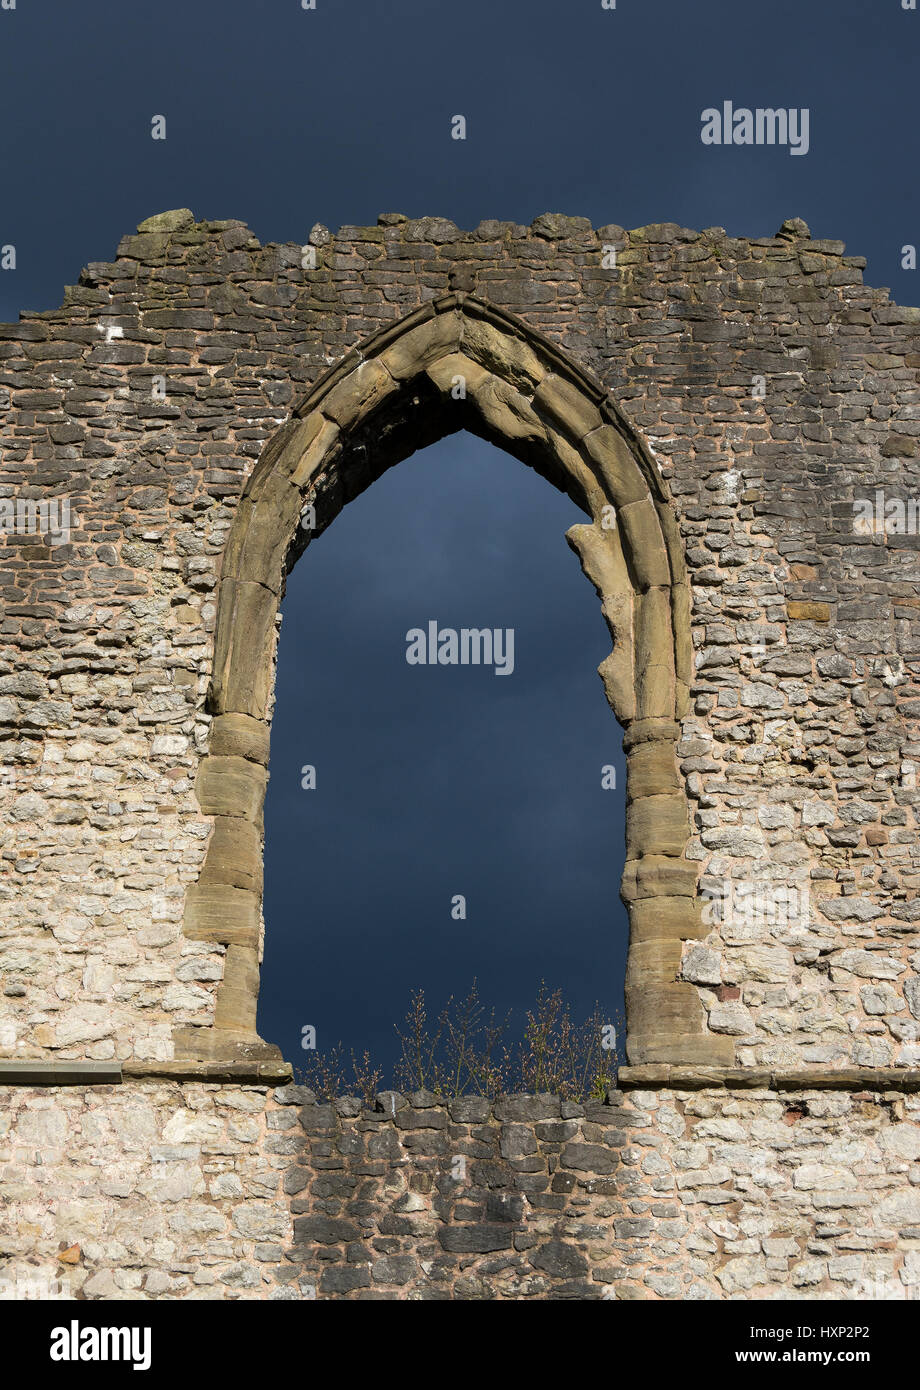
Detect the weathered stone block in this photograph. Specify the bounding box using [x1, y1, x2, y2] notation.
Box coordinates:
[199, 818, 263, 893]
[195, 756, 268, 822]
[533, 373, 603, 439]
[208, 713, 271, 767]
[626, 794, 690, 860]
[320, 357, 394, 428]
[377, 311, 461, 378]
[626, 739, 681, 802]
[183, 883, 260, 946]
[629, 895, 705, 941]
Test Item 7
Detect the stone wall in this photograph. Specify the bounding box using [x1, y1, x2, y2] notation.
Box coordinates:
[2, 1079, 919, 1300]
[3, 208, 920, 1297]
[3, 208, 920, 1069]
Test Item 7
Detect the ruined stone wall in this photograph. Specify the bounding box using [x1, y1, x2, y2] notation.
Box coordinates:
[2, 207, 920, 1067]
[2, 1079, 919, 1300]
[3, 209, 920, 1298]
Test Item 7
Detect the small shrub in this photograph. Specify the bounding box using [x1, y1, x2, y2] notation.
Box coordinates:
[296, 981, 621, 1103]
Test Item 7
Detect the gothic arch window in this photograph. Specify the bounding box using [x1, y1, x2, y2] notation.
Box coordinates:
[177, 294, 727, 1071]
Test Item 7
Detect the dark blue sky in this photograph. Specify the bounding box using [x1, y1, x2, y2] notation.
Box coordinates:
[1, 0, 917, 1070]
[264, 436, 622, 1071]
[1, 0, 918, 320]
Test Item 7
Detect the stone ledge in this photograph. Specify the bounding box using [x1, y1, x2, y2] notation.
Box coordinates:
[0, 1060, 123, 1085]
[4, 1061, 916, 1091]
[0, 1059, 292, 1086]
[617, 1065, 920, 1092]
[123, 1060, 293, 1083]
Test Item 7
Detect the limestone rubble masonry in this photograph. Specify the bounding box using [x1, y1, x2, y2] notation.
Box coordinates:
[2, 210, 920, 1297]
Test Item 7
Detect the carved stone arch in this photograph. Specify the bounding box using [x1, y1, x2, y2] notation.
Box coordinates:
[177, 293, 733, 1070]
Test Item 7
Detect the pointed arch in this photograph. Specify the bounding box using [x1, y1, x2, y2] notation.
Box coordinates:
[176, 293, 733, 1070]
